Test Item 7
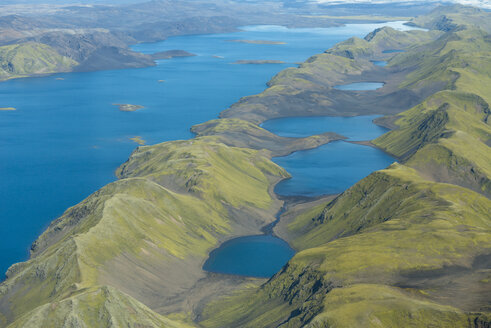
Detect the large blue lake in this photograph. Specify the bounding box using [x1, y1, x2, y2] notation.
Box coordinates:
[262, 115, 394, 196]
[0, 21, 414, 277]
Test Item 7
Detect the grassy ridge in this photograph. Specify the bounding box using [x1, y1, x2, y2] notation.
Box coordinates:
[325, 27, 439, 60]
[0, 42, 77, 81]
[8, 286, 194, 328]
[201, 165, 491, 327]
[1, 5, 490, 327]
[200, 7, 491, 327]
[409, 4, 491, 32]
[191, 118, 344, 156]
[0, 139, 287, 326]
[220, 26, 441, 123]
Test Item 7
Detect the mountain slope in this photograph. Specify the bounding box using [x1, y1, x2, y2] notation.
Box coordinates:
[0, 5, 489, 328]
[0, 42, 77, 80]
[199, 7, 491, 328]
[0, 139, 287, 325]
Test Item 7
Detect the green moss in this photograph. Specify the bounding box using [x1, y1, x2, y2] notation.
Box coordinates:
[0, 42, 77, 81]
[409, 4, 491, 32]
[1, 138, 287, 324]
[307, 284, 469, 328]
[8, 286, 195, 328]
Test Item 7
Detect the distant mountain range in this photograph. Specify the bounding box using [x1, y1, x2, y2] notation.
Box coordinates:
[312, 0, 491, 9]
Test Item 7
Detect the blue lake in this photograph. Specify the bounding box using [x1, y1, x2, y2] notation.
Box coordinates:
[382, 49, 405, 53]
[262, 115, 394, 197]
[273, 141, 394, 196]
[261, 114, 387, 140]
[333, 82, 384, 90]
[0, 21, 416, 277]
[203, 235, 295, 278]
[372, 61, 387, 67]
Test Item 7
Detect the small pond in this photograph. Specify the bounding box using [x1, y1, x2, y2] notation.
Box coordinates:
[203, 235, 295, 278]
[372, 60, 387, 67]
[333, 82, 384, 90]
[382, 49, 405, 53]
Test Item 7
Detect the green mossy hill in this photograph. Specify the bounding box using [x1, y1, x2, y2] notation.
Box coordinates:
[116, 138, 287, 208]
[0, 139, 287, 325]
[373, 20, 491, 196]
[201, 9, 491, 328]
[0, 42, 77, 81]
[391, 28, 491, 93]
[325, 27, 439, 60]
[220, 52, 373, 123]
[220, 27, 441, 123]
[409, 4, 491, 32]
[201, 163, 491, 327]
[8, 286, 194, 328]
[191, 118, 344, 156]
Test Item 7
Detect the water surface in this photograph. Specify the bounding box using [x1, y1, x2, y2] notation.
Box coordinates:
[333, 82, 384, 91]
[0, 21, 417, 275]
[382, 49, 405, 53]
[372, 61, 387, 67]
[273, 141, 394, 196]
[203, 235, 295, 278]
[261, 115, 386, 140]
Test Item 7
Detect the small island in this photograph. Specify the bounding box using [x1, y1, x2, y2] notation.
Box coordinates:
[232, 60, 285, 65]
[151, 50, 196, 60]
[129, 136, 146, 145]
[113, 104, 144, 112]
[227, 39, 286, 45]
[0, 107, 16, 111]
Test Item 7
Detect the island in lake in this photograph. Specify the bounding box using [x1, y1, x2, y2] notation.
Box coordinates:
[151, 50, 196, 60]
[233, 60, 285, 64]
[113, 104, 145, 112]
[227, 39, 286, 45]
[129, 136, 146, 145]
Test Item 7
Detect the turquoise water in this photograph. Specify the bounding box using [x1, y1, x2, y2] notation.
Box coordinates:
[203, 235, 295, 278]
[333, 82, 384, 90]
[372, 60, 387, 66]
[0, 21, 416, 277]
